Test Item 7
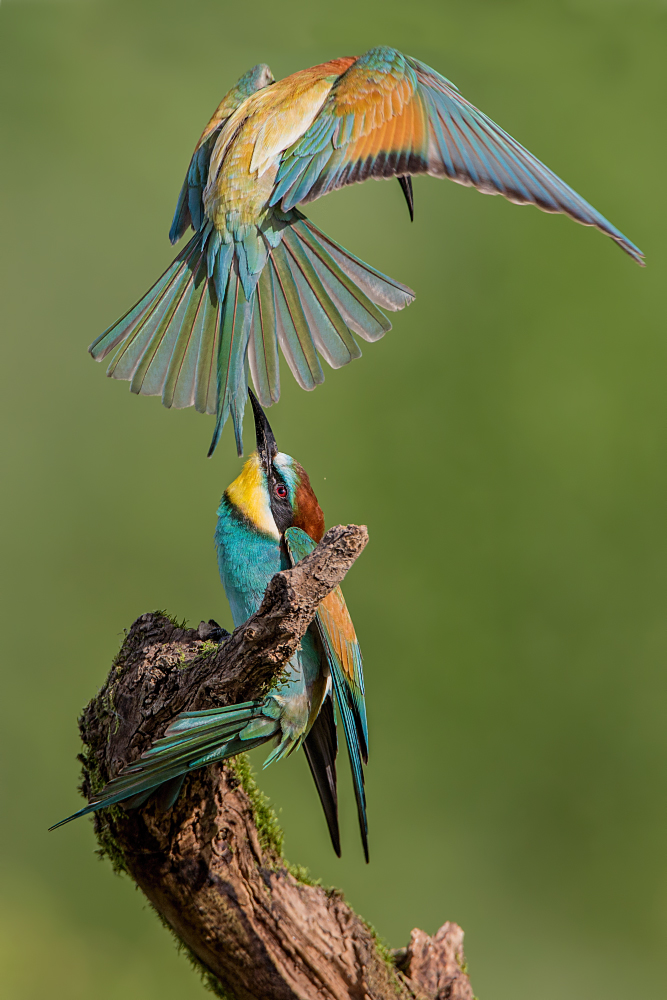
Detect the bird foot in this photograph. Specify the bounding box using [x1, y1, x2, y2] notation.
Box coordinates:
[198, 619, 231, 643]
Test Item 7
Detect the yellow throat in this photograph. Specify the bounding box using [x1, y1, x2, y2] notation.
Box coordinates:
[225, 453, 279, 539]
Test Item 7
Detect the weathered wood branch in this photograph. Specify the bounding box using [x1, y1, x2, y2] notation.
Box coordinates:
[76, 524, 474, 1000]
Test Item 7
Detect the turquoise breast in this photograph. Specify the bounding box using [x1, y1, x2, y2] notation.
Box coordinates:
[215, 498, 285, 627]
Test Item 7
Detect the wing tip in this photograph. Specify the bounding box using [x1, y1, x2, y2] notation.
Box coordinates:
[619, 239, 645, 267]
[48, 801, 98, 831]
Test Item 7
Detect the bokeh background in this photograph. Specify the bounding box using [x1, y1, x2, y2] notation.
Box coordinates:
[1, 1, 665, 997]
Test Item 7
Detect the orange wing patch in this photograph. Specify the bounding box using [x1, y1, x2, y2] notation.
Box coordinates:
[298, 56, 357, 81]
[332, 58, 416, 144]
[318, 588, 358, 685]
[344, 89, 428, 169]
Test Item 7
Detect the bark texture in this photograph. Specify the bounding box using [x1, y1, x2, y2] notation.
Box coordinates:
[76, 524, 474, 1000]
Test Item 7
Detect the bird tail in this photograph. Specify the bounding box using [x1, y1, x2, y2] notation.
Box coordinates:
[89, 234, 222, 419]
[49, 700, 279, 831]
[247, 214, 414, 408]
[89, 214, 415, 455]
[303, 693, 340, 857]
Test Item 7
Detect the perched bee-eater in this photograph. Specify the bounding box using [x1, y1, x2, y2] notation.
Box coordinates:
[90, 48, 643, 455]
[51, 391, 369, 859]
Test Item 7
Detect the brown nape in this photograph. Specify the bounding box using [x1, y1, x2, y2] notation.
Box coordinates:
[292, 464, 325, 542]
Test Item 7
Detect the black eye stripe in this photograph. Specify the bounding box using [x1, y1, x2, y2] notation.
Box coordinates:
[268, 470, 293, 535]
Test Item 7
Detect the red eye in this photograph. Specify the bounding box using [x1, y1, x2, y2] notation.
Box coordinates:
[274, 484, 288, 499]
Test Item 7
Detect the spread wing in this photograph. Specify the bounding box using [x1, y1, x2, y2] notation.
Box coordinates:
[271, 46, 643, 265]
[285, 526, 369, 861]
[169, 63, 274, 243]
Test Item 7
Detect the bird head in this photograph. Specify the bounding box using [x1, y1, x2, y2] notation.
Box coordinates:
[236, 63, 275, 97]
[223, 391, 325, 543]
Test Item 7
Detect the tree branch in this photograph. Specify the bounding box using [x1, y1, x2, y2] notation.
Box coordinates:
[75, 524, 474, 1000]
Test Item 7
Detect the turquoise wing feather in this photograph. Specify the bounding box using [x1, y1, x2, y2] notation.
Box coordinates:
[90, 59, 417, 455]
[49, 701, 276, 830]
[285, 526, 369, 860]
[271, 46, 644, 265]
[170, 63, 275, 244]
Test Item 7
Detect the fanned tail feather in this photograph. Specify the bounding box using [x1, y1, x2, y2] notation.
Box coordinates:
[207, 262, 255, 457]
[89, 235, 222, 418]
[247, 267, 281, 407]
[270, 241, 325, 390]
[295, 218, 415, 316]
[48, 700, 277, 830]
[90, 213, 414, 453]
[89, 236, 198, 363]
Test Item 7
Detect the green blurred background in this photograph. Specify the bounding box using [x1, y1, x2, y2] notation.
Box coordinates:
[1, 0, 665, 997]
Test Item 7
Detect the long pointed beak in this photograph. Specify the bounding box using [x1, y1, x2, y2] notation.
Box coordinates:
[397, 175, 414, 222]
[248, 388, 278, 472]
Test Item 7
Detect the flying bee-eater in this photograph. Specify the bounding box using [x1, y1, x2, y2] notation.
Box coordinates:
[90, 47, 643, 456]
[51, 391, 369, 860]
